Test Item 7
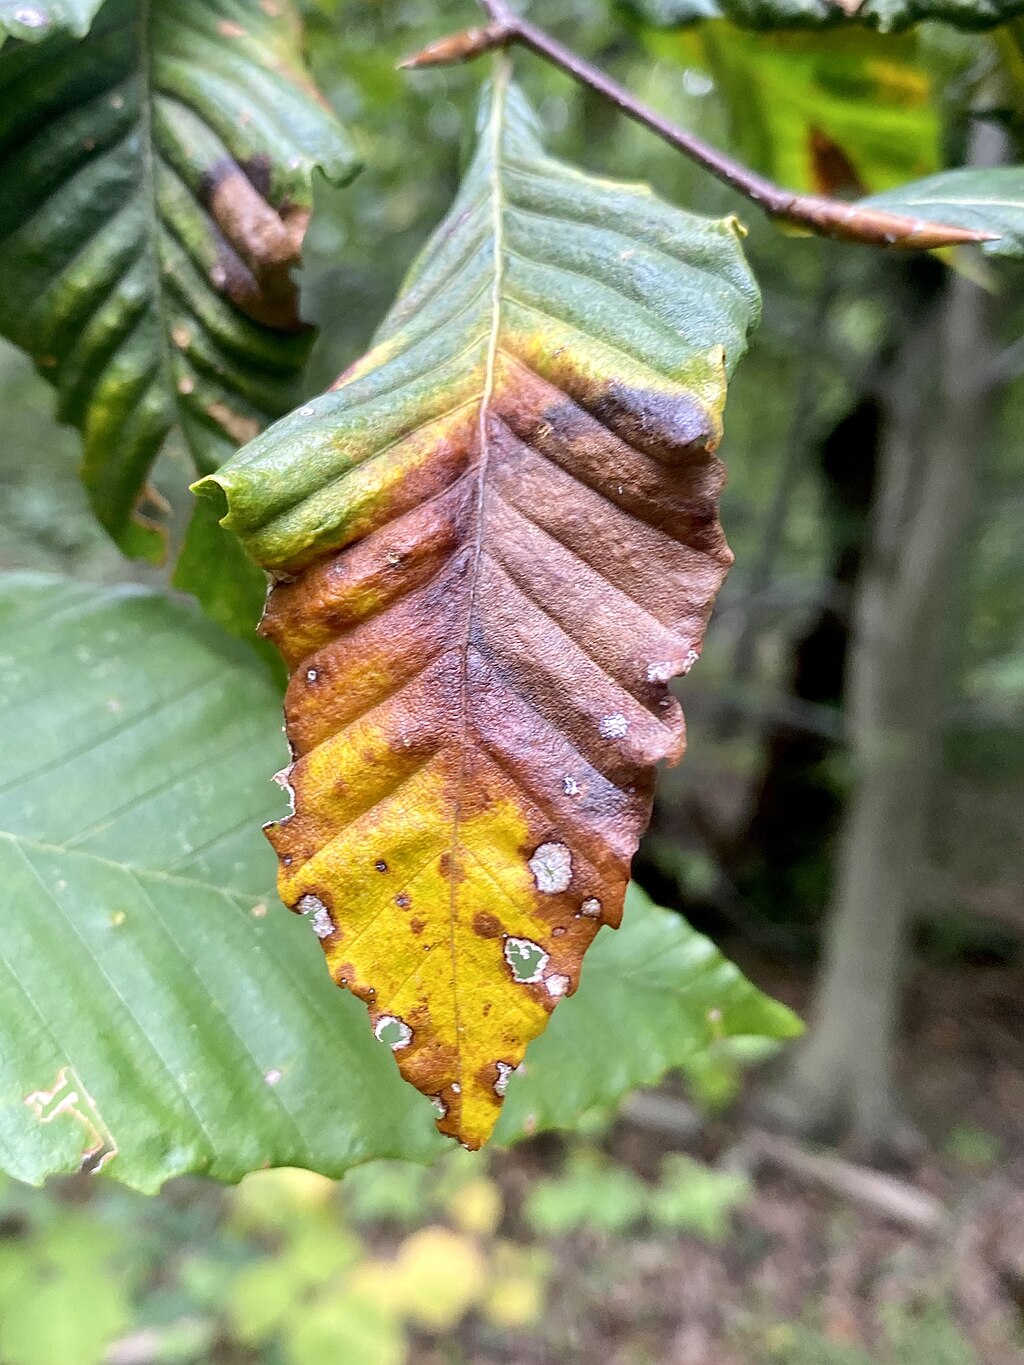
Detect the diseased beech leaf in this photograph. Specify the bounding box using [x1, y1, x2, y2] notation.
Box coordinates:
[494, 883, 802, 1143]
[197, 69, 760, 1150]
[626, 0, 1024, 30]
[0, 573, 446, 1189]
[862, 167, 1024, 257]
[0, 0, 356, 590]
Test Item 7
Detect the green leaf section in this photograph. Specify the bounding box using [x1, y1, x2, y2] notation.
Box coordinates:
[495, 884, 802, 1143]
[0, 575, 797, 1186]
[862, 166, 1024, 256]
[0, 0, 356, 621]
[0, 573, 445, 1190]
[663, 25, 939, 195]
[0, 0, 102, 43]
[627, 0, 1024, 31]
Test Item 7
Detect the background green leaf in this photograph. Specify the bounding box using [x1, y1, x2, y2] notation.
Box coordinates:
[862, 166, 1024, 255]
[0, 0, 356, 636]
[658, 24, 941, 195]
[494, 883, 802, 1143]
[0, 573, 798, 1184]
[0, 0, 102, 44]
[0, 573, 446, 1190]
[625, 0, 1024, 32]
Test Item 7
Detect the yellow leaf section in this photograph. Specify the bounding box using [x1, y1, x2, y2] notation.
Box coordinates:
[271, 728, 611, 1147]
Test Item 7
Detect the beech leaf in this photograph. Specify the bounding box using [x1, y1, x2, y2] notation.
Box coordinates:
[627, 0, 1024, 31]
[0, 573, 446, 1190]
[862, 167, 1024, 257]
[0, 0, 356, 591]
[197, 68, 760, 1149]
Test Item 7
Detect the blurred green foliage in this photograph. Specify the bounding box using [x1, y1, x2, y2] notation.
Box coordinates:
[0, 1157, 548, 1365]
[0, 1145, 754, 1364]
[746, 1302, 980, 1365]
[523, 1149, 751, 1238]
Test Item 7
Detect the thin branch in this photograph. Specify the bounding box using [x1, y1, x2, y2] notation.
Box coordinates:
[400, 1, 1000, 252]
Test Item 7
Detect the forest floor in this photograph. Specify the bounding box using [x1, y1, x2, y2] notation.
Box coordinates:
[4, 946, 1022, 1365]
[466, 955, 1024, 1365]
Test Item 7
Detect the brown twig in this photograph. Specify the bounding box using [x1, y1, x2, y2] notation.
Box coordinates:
[741, 1131, 948, 1234]
[400, 0, 999, 251]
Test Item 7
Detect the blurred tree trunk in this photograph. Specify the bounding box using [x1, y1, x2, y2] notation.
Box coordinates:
[729, 394, 880, 946]
[764, 121, 1006, 1158]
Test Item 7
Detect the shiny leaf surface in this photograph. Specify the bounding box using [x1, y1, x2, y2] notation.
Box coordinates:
[0, 0, 356, 567]
[197, 70, 760, 1149]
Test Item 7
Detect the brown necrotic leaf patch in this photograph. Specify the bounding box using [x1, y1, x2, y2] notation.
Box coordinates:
[202, 157, 311, 331]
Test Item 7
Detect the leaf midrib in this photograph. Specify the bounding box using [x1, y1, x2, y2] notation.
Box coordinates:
[445, 56, 513, 1097]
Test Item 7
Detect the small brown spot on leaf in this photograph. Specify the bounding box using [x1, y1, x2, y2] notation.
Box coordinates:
[473, 911, 502, 939]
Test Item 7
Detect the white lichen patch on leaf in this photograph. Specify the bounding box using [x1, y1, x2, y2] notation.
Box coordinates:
[598, 713, 629, 739]
[545, 973, 570, 998]
[579, 897, 602, 918]
[295, 893, 334, 939]
[374, 1015, 413, 1050]
[528, 841, 572, 893]
[494, 1061, 515, 1097]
